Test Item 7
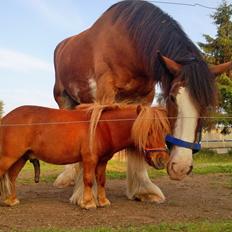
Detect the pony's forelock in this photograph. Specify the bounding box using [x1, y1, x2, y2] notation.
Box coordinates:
[131, 106, 170, 151]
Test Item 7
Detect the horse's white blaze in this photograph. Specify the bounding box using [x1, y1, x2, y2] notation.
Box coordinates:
[88, 78, 97, 99]
[168, 87, 198, 180]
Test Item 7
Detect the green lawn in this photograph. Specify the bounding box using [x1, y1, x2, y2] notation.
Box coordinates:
[12, 221, 232, 232]
[18, 149, 232, 183]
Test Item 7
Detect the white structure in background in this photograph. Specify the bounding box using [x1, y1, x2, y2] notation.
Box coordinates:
[202, 129, 232, 154]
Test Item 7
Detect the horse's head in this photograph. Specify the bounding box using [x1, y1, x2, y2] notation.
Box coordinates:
[161, 55, 232, 180]
[132, 105, 170, 170]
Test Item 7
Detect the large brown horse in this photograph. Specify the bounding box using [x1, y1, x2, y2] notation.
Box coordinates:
[53, 1, 232, 203]
[0, 103, 169, 209]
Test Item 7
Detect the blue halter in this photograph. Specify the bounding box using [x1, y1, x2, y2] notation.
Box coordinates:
[165, 135, 201, 154]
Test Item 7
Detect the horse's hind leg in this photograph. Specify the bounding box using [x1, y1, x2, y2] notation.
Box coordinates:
[3, 157, 27, 206]
[96, 161, 110, 207]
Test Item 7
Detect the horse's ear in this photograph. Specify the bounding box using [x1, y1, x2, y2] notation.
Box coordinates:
[136, 105, 142, 115]
[209, 61, 232, 76]
[157, 52, 182, 76]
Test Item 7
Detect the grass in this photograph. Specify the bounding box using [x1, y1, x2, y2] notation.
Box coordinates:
[17, 150, 232, 184]
[11, 221, 232, 232]
[193, 149, 232, 175]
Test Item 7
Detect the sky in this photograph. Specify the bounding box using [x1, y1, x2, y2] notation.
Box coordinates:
[0, 0, 230, 115]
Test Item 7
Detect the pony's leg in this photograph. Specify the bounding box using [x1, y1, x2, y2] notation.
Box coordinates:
[79, 161, 97, 209]
[69, 163, 97, 206]
[0, 156, 20, 203]
[4, 158, 27, 206]
[126, 148, 166, 203]
[96, 162, 110, 207]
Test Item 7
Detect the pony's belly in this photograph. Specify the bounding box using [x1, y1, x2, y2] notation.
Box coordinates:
[34, 152, 82, 165]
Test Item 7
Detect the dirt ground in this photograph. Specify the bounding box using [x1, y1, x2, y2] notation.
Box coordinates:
[0, 174, 232, 231]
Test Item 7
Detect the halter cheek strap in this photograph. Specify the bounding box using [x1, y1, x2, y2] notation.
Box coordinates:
[144, 147, 169, 155]
[165, 135, 201, 154]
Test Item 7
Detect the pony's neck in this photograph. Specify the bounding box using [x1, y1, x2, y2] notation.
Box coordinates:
[103, 108, 137, 152]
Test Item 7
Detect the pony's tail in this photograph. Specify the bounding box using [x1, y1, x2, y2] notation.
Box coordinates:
[0, 119, 12, 199]
[0, 174, 12, 199]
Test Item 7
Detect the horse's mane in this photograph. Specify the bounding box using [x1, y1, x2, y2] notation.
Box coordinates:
[87, 103, 170, 152]
[107, 0, 217, 115]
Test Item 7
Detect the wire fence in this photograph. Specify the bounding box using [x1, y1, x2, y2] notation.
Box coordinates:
[0, 114, 231, 151]
[148, 1, 217, 10]
[0, 116, 232, 127]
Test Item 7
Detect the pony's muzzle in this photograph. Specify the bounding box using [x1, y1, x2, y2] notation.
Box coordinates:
[145, 152, 169, 170]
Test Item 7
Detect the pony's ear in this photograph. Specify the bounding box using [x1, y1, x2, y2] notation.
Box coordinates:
[157, 52, 182, 76]
[209, 61, 232, 76]
[136, 105, 142, 115]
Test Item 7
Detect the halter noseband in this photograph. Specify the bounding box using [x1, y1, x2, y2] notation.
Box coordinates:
[165, 135, 201, 154]
[165, 120, 202, 154]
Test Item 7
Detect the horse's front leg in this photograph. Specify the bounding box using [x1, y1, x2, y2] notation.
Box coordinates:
[80, 160, 97, 209]
[96, 71, 117, 104]
[96, 161, 111, 207]
[4, 157, 27, 206]
[126, 148, 166, 203]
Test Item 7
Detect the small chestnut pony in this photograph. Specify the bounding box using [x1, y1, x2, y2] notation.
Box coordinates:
[0, 103, 170, 209]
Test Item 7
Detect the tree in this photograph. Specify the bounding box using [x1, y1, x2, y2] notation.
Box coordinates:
[198, 0, 232, 133]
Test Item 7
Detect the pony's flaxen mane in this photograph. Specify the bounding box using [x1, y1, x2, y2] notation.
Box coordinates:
[107, 0, 217, 115]
[131, 106, 170, 151]
[87, 103, 170, 152]
[88, 103, 125, 151]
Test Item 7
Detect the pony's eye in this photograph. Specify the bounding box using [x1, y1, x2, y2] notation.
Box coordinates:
[170, 95, 176, 103]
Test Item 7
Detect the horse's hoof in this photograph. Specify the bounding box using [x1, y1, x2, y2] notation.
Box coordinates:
[134, 194, 166, 203]
[98, 198, 111, 207]
[79, 200, 97, 209]
[4, 198, 20, 207]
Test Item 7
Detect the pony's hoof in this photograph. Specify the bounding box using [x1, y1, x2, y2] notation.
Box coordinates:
[135, 194, 166, 203]
[98, 198, 111, 207]
[79, 200, 97, 209]
[4, 198, 20, 207]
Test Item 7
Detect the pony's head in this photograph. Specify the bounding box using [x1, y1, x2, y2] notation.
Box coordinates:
[161, 55, 232, 180]
[131, 105, 170, 169]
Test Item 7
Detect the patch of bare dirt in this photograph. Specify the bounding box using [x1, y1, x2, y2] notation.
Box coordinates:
[0, 174, 232, 231]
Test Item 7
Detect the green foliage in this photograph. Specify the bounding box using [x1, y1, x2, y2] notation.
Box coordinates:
[216, 74, 232, 130]
[198, 1, 232, 131]
[199, 1, 232, 64]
